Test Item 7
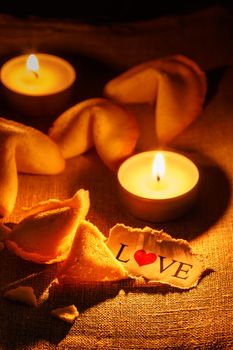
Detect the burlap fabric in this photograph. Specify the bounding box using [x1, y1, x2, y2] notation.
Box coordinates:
[0, 5, 232, 349]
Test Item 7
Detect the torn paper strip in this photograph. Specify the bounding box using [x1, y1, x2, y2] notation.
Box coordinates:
[106, 224, 205, 289]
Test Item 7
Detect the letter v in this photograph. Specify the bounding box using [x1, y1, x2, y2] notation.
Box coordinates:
[159, 256, 176, 273]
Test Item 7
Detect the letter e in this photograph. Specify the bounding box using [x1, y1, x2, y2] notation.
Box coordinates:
[172, 262, 193, 280]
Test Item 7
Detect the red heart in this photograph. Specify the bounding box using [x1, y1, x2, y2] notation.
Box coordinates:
[134, 249, 157, 266]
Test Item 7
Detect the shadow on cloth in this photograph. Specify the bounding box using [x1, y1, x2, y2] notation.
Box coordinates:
[0, 253, 59, 350]
[205, 65, 229, 105]
[144, 150, 231, 241]
[0, 278, 132, 348]
[66, 149, 231, 241]
[0, 272, 213, 349]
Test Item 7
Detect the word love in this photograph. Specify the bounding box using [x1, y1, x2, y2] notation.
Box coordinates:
[107, 224, 205, 289]
[117, 245, 192, 280]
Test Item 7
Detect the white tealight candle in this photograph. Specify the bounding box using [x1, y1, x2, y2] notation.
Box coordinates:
[0, 53, 76, 117]
[118, 150, 199, 222]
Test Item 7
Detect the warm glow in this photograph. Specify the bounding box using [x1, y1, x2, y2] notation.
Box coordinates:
[152, 152, 165, 182]
[26, 54, 39, 76]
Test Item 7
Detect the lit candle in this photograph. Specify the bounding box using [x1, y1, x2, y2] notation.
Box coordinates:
[117, 150, 199, 222]
[0, 53, 76, 117]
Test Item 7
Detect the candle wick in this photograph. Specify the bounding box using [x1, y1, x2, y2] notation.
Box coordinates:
[157, 175, 160, 182]
[32, 71, 39, 79]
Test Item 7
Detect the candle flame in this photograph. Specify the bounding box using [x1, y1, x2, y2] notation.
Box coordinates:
[152, 152, 165, 182]
[26, 54, 39, 77]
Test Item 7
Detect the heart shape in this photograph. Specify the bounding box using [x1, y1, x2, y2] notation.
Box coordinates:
[134, 249, 157, 266]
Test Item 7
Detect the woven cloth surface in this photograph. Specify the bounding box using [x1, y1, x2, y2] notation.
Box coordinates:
[0, 5, 232, 350]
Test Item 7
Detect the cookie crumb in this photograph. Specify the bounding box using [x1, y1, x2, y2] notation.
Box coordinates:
[51, 305, 79, 323]
[4, 286, 37, 307]
[118, 289, 126, 296]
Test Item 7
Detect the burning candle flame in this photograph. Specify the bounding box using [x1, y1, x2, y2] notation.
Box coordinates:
[26, 54, 39, 78]
[152, 152, 165, 182]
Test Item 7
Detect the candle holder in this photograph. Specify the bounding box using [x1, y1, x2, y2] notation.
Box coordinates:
[0, 54, 76, 118]
[117, 151, 199, 222]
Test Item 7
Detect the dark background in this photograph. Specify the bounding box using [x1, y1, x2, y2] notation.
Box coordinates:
[0, 1, 231, 23]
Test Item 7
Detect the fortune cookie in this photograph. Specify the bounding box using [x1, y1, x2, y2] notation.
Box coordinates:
[6, 189, 89, 264]
[104, 55, 207, 144]
[0, 118, 65, 217]
[49, 98, 139, 171]
[58, 220, 128, 284]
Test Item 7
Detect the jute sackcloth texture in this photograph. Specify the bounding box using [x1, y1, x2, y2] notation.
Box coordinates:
[0, 5, 232, 349]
